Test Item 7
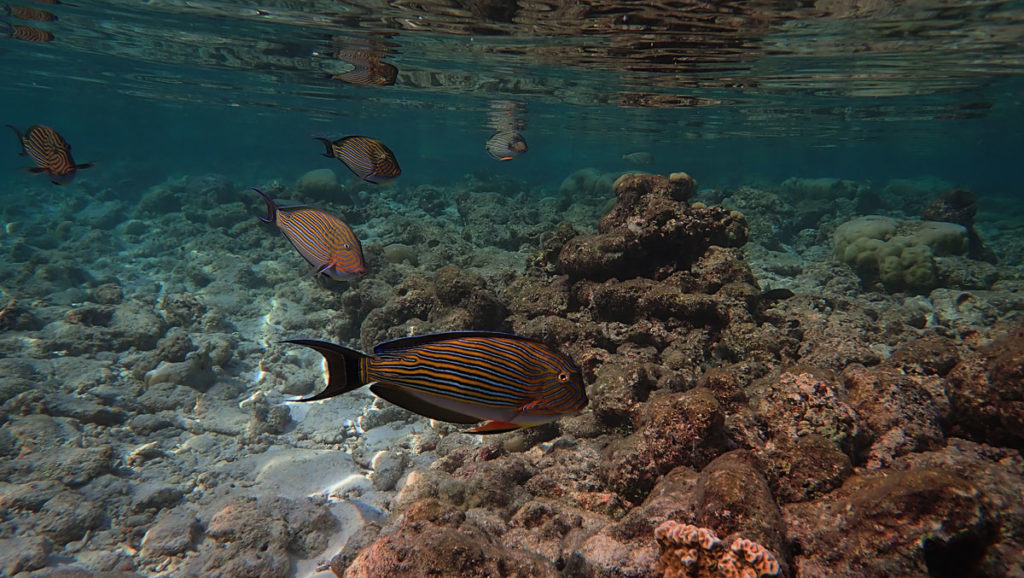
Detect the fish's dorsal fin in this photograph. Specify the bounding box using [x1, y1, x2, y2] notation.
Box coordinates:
[372, 330, 530, 355]
[369, 383, 482, 424]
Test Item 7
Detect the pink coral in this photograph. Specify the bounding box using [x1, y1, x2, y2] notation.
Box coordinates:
[654, 521, 780, 578]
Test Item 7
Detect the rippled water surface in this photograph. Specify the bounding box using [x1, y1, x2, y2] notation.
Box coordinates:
[2, 0, 1023, 189]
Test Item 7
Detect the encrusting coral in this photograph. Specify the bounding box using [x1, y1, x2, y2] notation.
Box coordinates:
[655, 520, 780, 578]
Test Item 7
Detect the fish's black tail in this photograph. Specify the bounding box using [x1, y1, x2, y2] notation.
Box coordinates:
[314, 137, 335, 158]
[6, 124, 25, 154]
[251, 187, 277, 224]
[283, 339, 367, 402]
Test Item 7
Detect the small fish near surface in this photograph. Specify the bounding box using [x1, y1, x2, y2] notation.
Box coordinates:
[7, 124, 91, 184]
[285, 331, 588, 434]
[1, 20, 53, 42]
[3, 4, 58, 21]
[486, 130, 527, 161]
[315, 135, 400, 184]
[332, 48, 398, 87]
[621, 151, 654, 166]
[252, 187, 366, 281]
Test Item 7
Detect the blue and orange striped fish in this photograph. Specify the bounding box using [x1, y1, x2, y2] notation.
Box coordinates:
[285, 331, 588, 434]
[315, 135, 400, 184]
[7, 124, 91, 184]
[253, 187, 366, 281]
[486, 130, 528, 161]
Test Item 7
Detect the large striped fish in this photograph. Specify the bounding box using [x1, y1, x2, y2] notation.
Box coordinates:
[315, 135, 400, 184]
[486, 130, 528, 161]
[7, 124, 90, 184]
[253, 187, 366, 281]
[285, 331, 588, 434]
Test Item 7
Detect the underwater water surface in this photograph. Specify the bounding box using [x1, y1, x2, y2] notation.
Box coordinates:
[1, 1, 1023, 577]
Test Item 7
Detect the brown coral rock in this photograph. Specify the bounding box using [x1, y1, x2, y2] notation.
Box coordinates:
[945, 325, 1024, 449]
[556, 172, 747, 282]
[692, 451, 787, 568]
[602, 388, 726, 504]
[344, 498, 557, 578]
[786, 467, 996, 578]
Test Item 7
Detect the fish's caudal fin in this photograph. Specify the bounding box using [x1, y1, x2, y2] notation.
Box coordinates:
[251, 187, 277, 224]
[6, 124, 25, 154]
[314, 137, 335, 158]
[283, 339, 366, 402]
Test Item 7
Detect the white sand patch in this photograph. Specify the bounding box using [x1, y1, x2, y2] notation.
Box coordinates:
[247, 447, 363, 500]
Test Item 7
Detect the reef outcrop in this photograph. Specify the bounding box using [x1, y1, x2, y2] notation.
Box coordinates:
[2, 168, 1023, 578]
[558, 172, 746, 282]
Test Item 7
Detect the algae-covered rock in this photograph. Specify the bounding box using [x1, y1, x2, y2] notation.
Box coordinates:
[557, 172, 746, 282]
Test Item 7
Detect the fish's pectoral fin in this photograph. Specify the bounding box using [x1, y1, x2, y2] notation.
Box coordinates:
[466, 420, 522, 435]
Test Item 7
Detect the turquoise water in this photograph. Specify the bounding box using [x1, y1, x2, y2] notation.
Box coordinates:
[2, 2, 1024, 577]
[2, 0, 1022, 193]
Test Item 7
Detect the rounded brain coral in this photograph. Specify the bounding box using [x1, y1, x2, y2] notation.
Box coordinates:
[833, 215, 968, 292]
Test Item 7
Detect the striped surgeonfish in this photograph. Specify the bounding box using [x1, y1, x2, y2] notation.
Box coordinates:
[315, 135, 400, 184]
[4, 4, 58, 21]
[332, 48, 398, 87]
[253, 187, 366, 281]
[1, 21, 53, 42]
[486, 130, 528, 161]
[7, 124, 90, 184]
[285, 331, 588, 434]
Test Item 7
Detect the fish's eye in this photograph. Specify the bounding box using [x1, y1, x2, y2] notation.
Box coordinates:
[344, 243, 352, 250]
[558, 372, 570, 382]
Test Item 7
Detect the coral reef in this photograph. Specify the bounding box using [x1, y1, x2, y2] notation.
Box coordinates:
[833, 215, 972, 292]
[655, 520, 780, 578]
[558, 172, 745, 281]
[1, 167, 1023, 578]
